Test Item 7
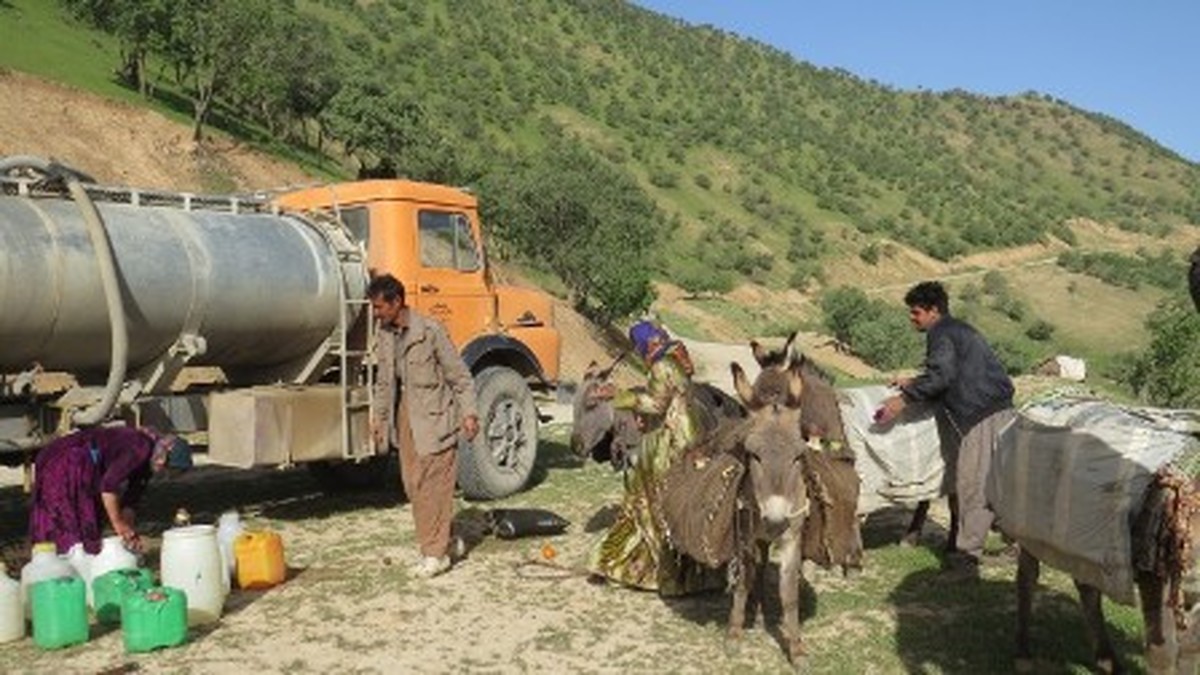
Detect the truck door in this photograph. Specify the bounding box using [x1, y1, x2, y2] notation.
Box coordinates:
[411, 209, 492, 347]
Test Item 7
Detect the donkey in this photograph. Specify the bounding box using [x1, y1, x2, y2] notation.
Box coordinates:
[570, 354, 744, 468]
[750, 333, 951, 552]
[747, 333, 863, 573]
[1014, 470, 1200, 674]
[726, 356, 813, 666]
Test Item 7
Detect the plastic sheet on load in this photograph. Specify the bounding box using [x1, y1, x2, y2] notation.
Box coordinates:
[838, 386, 948, 514]
[987, 395, 1200, 605]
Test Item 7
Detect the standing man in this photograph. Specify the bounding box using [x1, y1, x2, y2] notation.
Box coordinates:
[875, 281, 1014, 579]
[369, 274, 479, 578]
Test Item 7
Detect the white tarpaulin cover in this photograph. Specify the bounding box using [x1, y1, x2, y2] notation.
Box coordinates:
[987, 395, 1200, 605]
[838, 386, 948, 514]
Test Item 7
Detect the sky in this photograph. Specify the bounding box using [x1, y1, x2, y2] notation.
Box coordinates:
[632, 1, 1199, 164]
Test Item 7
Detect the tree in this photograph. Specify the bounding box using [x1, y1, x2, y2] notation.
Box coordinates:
[226, 12, 341, 142]
[159, 0, 280, 141]
[479, 139, 658, 321]
[319, 73, 425, 175]
[820, 287, 871, 346]
[1127, 301, 1200, 407]
[61, 0, 169, 96]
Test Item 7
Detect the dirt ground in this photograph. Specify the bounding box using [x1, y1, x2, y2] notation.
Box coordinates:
[0, 429, 959, 675]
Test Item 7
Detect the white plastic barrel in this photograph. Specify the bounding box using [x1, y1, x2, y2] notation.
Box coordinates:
[88, 536, 138, 608]
[91, 536, 137, 582]
[0, 562, 23, 643]
[20, 542, 77, 620]
[216, 511, 244, 591]
[64, 543, 94, 607]
[160, 525, 227, 626]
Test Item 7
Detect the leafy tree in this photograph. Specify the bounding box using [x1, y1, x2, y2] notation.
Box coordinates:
[820, 286, 872, 346]
[1025, 319, 1056, 341]
[1127, 301, 1200, 407]
[319, 73, 425, 175]
[479, 139, 658, 321]
[62, 0, 169, 96]
[158, 0, 280, 141]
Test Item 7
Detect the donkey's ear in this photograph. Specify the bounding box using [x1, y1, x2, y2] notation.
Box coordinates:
[783, 331, 799, 365]
[583, 360, 600, 379]
[786, 364, 804, 406]
[732, 362, 755, 406]
[750, 340, 768, 367]
[597, 351, 625, 380]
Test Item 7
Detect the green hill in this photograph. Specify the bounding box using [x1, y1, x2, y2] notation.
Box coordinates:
[2, 0, 1197, 396]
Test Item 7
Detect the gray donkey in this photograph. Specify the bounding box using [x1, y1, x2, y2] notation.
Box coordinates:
[726, 355, 814, 667]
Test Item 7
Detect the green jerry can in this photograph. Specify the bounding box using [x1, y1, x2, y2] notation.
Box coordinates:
[31, 576, 88, 649]
[92, 568, 154, 625]
[122, 586, 188, 653]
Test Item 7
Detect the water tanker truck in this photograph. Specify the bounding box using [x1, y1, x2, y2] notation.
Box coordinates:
[0, 156, 560, 499]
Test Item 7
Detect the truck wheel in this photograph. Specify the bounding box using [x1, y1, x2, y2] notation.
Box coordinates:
[457, 366, 538, 500]
[307, 454, 398, 494]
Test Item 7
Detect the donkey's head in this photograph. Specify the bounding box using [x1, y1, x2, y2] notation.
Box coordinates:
[751, 331, 845, 444]
[571, 356, 620, 459]
[570, 355, 641, 465]
[732, 358, 808, 530]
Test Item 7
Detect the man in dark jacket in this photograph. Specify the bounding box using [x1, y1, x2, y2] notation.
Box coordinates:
[875, 281, 1014, 578]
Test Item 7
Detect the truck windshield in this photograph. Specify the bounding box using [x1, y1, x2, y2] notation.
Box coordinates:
[418, 210, 480, 272]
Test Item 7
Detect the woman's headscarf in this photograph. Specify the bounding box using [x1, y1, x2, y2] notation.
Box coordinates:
[629, 320, 669, 360]
[151, 432, 194, 471]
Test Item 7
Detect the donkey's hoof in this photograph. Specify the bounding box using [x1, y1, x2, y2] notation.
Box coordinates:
[899, 532, 920, 548]
[723, 630, 745, 657]
[787, 642, 809, 672]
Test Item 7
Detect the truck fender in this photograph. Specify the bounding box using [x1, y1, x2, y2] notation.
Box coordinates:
[460, 335, 546, 384]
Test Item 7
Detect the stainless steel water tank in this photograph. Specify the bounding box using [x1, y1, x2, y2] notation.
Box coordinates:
[0, 194, 363, 383]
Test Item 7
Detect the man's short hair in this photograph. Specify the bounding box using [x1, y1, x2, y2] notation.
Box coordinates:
[904, 281, 949, 314]
[367, 274, 406, 304]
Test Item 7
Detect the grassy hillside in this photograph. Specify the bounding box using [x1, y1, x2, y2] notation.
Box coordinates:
[2, 0, 1196, 394]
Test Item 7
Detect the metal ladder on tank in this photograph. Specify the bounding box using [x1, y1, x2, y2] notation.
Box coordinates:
[314, 214, 375, 462]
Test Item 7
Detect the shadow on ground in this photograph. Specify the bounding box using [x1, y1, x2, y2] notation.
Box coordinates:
[888, 566, 1143, 674]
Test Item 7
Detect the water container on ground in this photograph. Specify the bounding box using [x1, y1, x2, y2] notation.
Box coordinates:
[122, 586, 187, 653]
[31, 576, 87, 649]
[20, 542, 76, 619]
[91, 536, 138, 582]
[160, 525, 226, 626]
[216, 511, 244, 590]
[0, 562, 23, 643]
[92, 567, 154, 625]
[234, 531, 286, 589]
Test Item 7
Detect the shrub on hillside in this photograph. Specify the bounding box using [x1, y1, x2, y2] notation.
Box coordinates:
[1126, 301, 1200, 407]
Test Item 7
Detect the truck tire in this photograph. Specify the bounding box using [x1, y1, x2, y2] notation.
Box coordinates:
[457, 366, 538, 500]
[307, 454, 398, 494]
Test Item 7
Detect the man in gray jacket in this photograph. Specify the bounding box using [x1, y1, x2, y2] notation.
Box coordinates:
[369, 274, 479, 578]
[876, 281, 1014, 579]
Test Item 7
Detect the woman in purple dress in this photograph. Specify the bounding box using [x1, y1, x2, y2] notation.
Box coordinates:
[29, 426, 192, 554]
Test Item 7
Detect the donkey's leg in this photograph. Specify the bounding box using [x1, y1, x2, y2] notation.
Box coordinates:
[728, 551, 754, 639]
[945, 492, 960, 554]
[779, 533, 806, 665]
[1015, 548, 1040, 667]
[1138, 575, 1177, 675]
[752, 539, 769, 627]
[901, 500, 930, 547]
[1075, 581, 1121, 674]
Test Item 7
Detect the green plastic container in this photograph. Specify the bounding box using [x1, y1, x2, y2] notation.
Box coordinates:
[92, 568, 154, 625]
[31, 576, 88, 649]
[122, 586, 188, 653]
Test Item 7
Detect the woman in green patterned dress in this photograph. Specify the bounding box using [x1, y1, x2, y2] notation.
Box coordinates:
[588, 321, 724, 596]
